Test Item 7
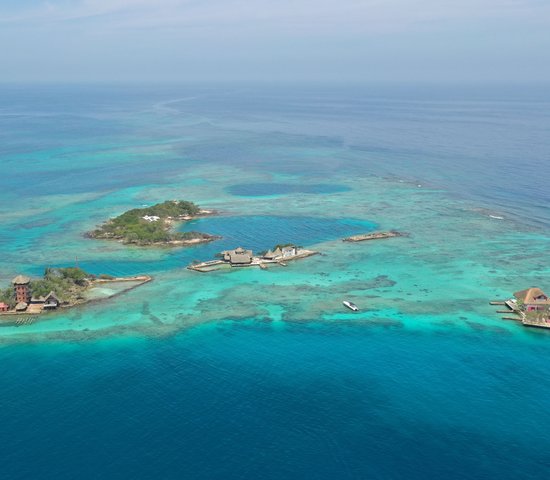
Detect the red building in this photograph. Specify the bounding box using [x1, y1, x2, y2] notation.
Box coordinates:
[514, 287, 550, 312]
[12, 275, 31, 304]
[0, 303, 8, 312]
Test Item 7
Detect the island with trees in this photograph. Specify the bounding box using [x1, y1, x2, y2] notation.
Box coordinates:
[0, 267, 151, 318]
[87, 200, 220, 247]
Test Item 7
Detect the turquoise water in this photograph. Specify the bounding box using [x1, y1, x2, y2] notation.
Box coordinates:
[226, 183, 351, 196]
[0, 84, 549, 478]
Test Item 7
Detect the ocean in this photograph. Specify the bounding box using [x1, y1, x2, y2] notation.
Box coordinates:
[0, 84, 549, 479]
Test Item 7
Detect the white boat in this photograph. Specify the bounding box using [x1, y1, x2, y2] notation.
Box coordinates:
[343, 300, 359, 312]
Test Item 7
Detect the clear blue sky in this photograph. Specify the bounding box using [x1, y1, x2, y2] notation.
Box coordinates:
[1, 0, 549, 83]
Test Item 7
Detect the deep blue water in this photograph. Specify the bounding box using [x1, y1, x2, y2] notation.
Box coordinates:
[1, 324, 550, 479]
[181, 215, 376, 252]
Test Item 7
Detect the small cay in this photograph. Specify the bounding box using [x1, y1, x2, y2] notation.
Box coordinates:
[343, 231, 406, 242]
[87, 200, 220, 247]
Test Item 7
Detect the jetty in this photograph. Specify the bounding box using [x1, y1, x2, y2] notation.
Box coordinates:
[343, 231, 406, 242]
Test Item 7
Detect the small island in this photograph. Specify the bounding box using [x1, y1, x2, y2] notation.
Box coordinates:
[87, 200, 220, 246]
[0, 268, 151, 319]
[343, 231, 406, 242]
[188, 244, 318, 272]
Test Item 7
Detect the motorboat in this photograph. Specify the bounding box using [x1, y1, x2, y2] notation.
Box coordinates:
[343, 300, 359, 312]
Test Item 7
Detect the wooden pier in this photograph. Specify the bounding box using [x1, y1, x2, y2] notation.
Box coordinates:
[504, 300, 518, 311]
[15, 316, 35, 326]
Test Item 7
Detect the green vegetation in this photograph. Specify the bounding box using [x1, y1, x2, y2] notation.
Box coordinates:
[0, 287, 16, 309]
[0, 268, 93, 309]
[30, 267, 93, 303]
[88, 200, 217, 246]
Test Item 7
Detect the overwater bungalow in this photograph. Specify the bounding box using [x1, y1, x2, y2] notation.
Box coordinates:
[514, 287, 550, 313]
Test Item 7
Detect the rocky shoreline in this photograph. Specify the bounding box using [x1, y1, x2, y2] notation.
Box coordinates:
[86, 204, 221, 247]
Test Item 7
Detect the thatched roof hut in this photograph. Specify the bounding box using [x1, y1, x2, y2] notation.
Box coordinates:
[15, 302, 28, 311]
[12, 275, 31, 285]
[223, 247, 253, 264]
[514, 287, 549, 305]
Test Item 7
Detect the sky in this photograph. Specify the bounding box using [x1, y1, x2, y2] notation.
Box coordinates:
[0, 0, 549, 83]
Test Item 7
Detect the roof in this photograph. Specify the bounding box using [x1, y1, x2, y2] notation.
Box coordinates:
[30, 296, 46, 303]
[0, 302, 8, 308]
[12, 275, 31, 285]
[15, 302, 28, 310]
[230, 255, 252, 264]
[45, 291, 60, 302]
[273, 247, 282, 257]
[263, 249, 275, 259]
[514, 287, 549, 304]
[222, 247, 254, 264]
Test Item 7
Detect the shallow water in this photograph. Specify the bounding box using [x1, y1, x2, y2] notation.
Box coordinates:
[226, 182, 351, 196]
[0, 84, 549, 478]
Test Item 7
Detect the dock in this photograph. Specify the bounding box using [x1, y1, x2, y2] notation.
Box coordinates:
[15, 316, 35, 326]
[491, 297, 550, 330]
[522, 317, 550, 329]
[343, 231, 406, 242]
[504, 300, 518, 311]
